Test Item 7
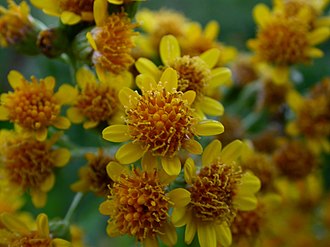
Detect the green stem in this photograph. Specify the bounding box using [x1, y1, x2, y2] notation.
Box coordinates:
[64, 192, 84, 223]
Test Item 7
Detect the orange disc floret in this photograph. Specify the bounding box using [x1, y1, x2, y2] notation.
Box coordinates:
[59, 0, 95, 16]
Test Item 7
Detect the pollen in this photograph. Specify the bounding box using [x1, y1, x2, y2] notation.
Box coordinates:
[59, 0, 94, 15]
[9, 232, 52, 247]
[75, 82, 118, 123]
[171, 55, 212, 96]
[3, 76, 60, 131]
[126, 88, 195, 157]
[189, 162, 242, 224]
[253, 18, 309, 66]
[109, 169, 170, 241]
[92, 12, 137, 74]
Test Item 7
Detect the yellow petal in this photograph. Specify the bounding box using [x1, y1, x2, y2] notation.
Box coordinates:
[161, 156, 182, 176]
[99, 200, 114, 215]
[1, 212, 30, 235]
[199, 48, 220, 69]
[182, 90, 196, 105]
[115, 142, 145, 164]
[305, 47, 323, 58]
[102, 125, 130, 142]
[160, 67, 178, 91]
[53, 116, 71, 129]
[286, 90, 304, 112]
[83, 121, 98, 129]
[94, 0, 108, 26]
[208, 67, 232, 88]
[272, 66, 289, 85]
[171, 207, 188, 227]
[160, 35, 181, 66]
[44, 76, 55, 90]
[253, 3, 271, 28]
[185, 214, 197, 245]
[60, 11, 81, 25]
[198, 96, 224, 116]
[234, 195, 258, 211]
[86, 32, 97, 50]
[202, 139, 222, 167]
[52, 239, 72, 247]
[183, 138, 203, 154]
[197, 223, 216, 247]
[67, 107, 85, 123]
[308, 27, 330, 45]
[107, 0, 123, 4]
[118, 87, 140, 108]
[51, 148, 71, 167]
[35, 128, 48, 141]
[159, 222, 177, 247]
[7, 70, 24, 89]
[144, 237, 159, 247]
[0, 106, 9, 120]
[106, 161, 129, 181]
[135, 58, 161, 79]
[31, 189, 47, 208]
[168, 188, 191, 207]
[238, 172, 261, 194]
[40, 173, 55, 192]
[141, 152, 158, 171]
[36, 213, 49, 238]
[76, 67, 97, 88]
[55, 84, 78, 105]
[136, 74, 157, 91]
[194, 120, 224, 136]
[204, 20, 219, 40]
[184, 157, 196, 184]
[215, 223, 232, 247]
[220, 140, 243, 164]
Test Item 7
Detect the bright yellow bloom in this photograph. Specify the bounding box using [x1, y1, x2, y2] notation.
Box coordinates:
[172, 139, 261, 247]
[0, 70, 75, 141]
[0, 0, 33, 47]
[67, 67, 132, 129]
[136, 35, 231, 118]
[87, 0, 138, 74]
[99, 162, 190, 247]
[71, 149, 114, 197]
[248, 3, 330, 83]
[102, 68, 224, 176]
[0, 130, 71, 208]
[0, 212, 71, 246]
[31, 0, 95, 25]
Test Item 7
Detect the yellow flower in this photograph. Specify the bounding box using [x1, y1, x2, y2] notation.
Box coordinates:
[0, 70, 75, 141]
[30, 0, 95, 25]
[0, 0, 33, 47]
[87, 0, 138, 74]
[67, 67, 132, 129]
[172, 139, 261, 247]
[71, 149, 114, 197]
[248, 3, 330, 83]
[99, 162, 190, 247]
[102, 68, 224, 176]
[136, 35, 231, 118]
[0, 212, 71, 246]
[0, 130, 71, 208]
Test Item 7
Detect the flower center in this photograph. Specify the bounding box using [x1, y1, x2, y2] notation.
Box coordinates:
[4, 77, 60, 130]
[10, 231, 52, 247]
[256, 18, 309, 66]
[3, 137, 54, 190]
[109, 169, 170, 241]
[59, 0, 94, 14]
[76, 83, 118, 123]
[92, 12, 137, 74]
[171, 56, 211, 96]
[189, 162, 242, 223]
[126, 88, 195, 157]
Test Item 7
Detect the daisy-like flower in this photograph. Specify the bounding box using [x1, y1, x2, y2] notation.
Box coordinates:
[0, 70, 75, 141]
[99, 162, 190, 247]
[0, 212, 71, 246]
[247, 3, 330, 83]
[30, 0, 95, 25]
[102, 68, 224, 176]
[67, 67, 132, 129]
[0, 130, 71, 208]
[172, 139, 261, 247]
[71, 149, 114, 197]
[87, 0, 138, 74]
[136, 35, 231, 118]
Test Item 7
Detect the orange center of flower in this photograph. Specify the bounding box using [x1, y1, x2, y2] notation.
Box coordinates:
[260, 78, 290, 110]
[76, 83, 118, 123]
[4, 77, 60, 130]
[283, 1, 317, 25]
[59, 0, 94, 14]
[10, 231, 52, 247]
[256, 18, 309, 66]
[171, 56, 211, 96]
[126, 88, 195, 157]
[109, 169, 170, 241]
[92, 12, 137, 74]
[273, 141, 317, 179]
[4, 137, 54, 190]
[189, 162, 242, 223]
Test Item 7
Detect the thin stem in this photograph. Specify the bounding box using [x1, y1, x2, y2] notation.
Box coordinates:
[64, 192, 84, 223]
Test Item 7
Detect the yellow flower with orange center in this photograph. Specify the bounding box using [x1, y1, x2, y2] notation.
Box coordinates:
[0, 0, 33, 47]
[67, 67, 132, 129]
[87, 0, 138, 74]
[99, 162, 190, 247]
[0, 70, 75, 141]
[248, 3, 330, 83]
[31, 0, 95, 25]
[71, 149, 114, 197]
[172, 140, 261, 247]
[0, 130, 71, 208]
[136, 35, 231, 118]
[102, 68, 224, 176]
[0, 213, 71, 246]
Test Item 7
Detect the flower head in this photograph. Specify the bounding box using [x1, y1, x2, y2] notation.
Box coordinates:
[0, 130, 71, 208]
[102, 68, 224, 176]
[0, 70, 75, 141]
[31, 0, 95, 25]
[172, 140, 261, 247]
[67, 67, 132, 129]
[0, 212, 71, 246]
[99, 162, 190, 247]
